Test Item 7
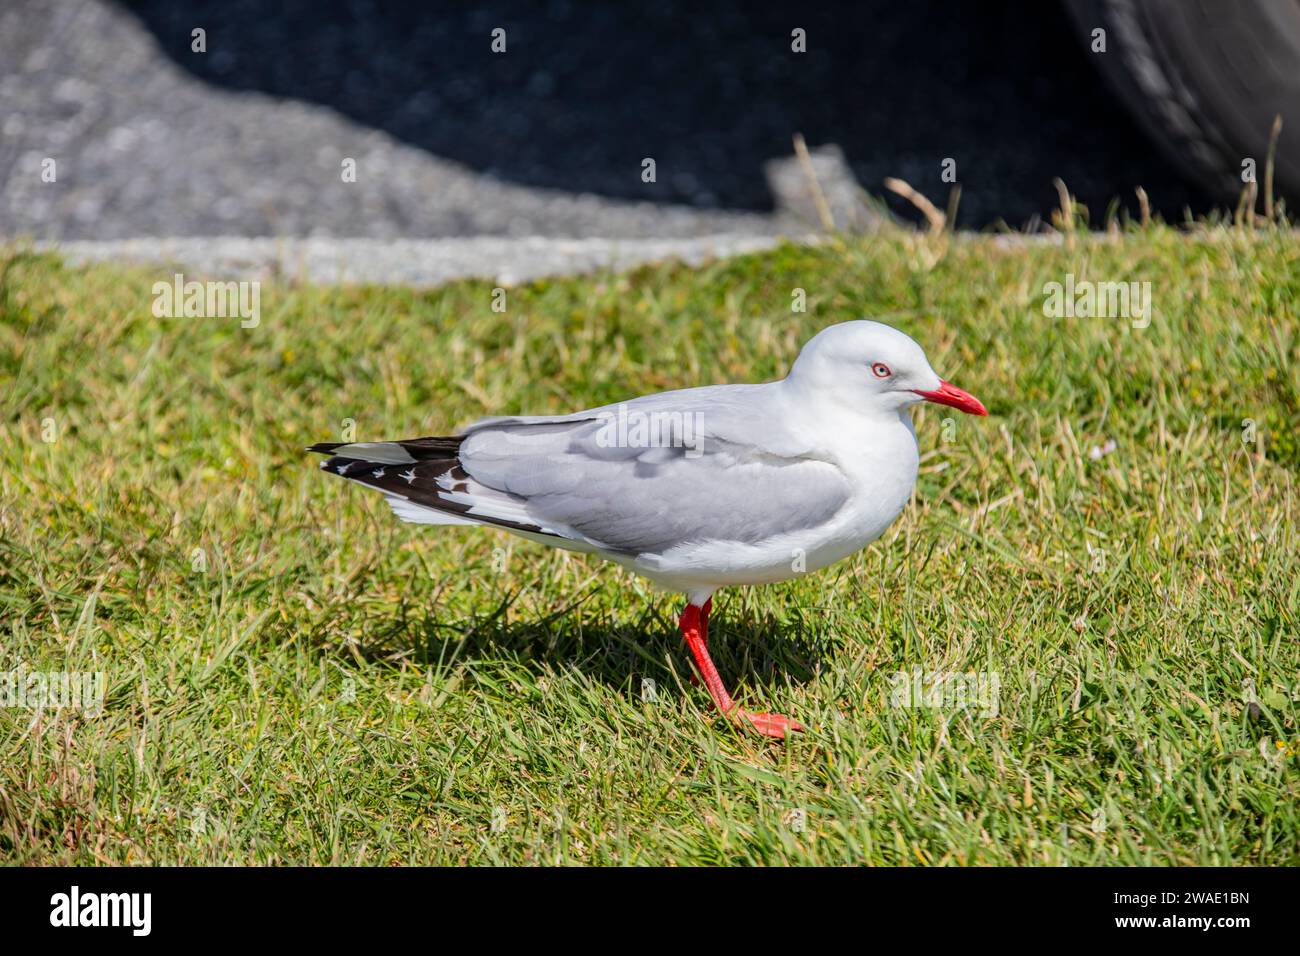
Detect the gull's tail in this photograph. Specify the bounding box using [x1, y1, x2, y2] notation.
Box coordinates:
[307, 437, 559, 537]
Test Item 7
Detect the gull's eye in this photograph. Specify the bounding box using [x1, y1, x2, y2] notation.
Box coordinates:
[871, 362, 892, 378]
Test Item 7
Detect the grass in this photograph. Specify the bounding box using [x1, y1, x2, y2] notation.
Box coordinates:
[1, 224, 1298, 865]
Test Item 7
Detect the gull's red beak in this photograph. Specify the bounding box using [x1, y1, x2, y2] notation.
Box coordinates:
[912, 379, 988, 416]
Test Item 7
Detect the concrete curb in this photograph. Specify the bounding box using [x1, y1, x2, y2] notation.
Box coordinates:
[23, 234, 814, 287]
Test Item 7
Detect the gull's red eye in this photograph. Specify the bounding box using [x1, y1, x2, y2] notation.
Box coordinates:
[871, 362, 892, 378]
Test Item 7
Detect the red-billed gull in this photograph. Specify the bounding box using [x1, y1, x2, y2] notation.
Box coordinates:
[309, 320, 988, 737]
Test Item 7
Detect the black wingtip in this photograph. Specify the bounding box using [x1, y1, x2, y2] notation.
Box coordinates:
[306, 442, 343, 454]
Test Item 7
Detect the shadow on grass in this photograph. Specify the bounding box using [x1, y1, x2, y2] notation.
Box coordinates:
[345, 589, 827, 703]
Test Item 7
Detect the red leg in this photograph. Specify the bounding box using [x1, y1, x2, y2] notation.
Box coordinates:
[688, 597, 712, 687]
[678, 600, 802, 739]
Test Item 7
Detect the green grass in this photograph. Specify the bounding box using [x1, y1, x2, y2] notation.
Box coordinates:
[1, 225, 1298, 865]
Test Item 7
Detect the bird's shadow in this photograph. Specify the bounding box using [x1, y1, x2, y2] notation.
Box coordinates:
[346, 588, 829, 705]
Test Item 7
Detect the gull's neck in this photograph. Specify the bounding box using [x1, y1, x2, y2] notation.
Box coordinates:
[774, 376, 918, 458]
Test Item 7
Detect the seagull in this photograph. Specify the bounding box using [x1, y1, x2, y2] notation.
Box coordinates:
[309, 320, 987, 738]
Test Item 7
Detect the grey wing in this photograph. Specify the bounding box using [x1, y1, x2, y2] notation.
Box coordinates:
[460, 391, 851, 556]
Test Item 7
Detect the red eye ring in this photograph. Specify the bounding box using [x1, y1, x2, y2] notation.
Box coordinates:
[871, 362, 892, 378]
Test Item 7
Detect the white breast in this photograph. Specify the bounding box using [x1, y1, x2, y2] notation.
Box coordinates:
[806, 410, 919, 567]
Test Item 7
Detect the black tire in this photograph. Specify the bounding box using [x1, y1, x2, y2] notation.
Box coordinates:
[1062, 0, 1300, 207]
